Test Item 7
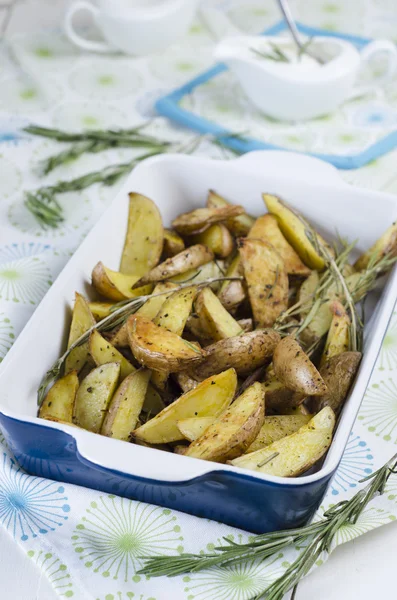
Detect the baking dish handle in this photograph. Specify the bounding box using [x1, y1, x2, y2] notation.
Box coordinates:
[234, 150, 348, 187]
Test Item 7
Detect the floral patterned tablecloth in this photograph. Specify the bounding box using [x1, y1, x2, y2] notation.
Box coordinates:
[1, 1, 397, 599]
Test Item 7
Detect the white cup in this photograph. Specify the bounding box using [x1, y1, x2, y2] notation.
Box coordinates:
[64, 0, 199, 56]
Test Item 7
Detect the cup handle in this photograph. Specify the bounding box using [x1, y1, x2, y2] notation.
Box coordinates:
[64, 1, 116, 53]
[348, 40, 397, 100]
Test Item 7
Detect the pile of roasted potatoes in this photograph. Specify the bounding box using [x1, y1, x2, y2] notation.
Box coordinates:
[38, 190, 397, 478]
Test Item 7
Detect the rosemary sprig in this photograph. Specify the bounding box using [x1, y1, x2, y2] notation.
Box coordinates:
[37, 276, 243, 405]
[250, 43, 289, 63]
[24, 126, 244, 229]
[139, 452, 397, 600]
[25, 150, 163, 228]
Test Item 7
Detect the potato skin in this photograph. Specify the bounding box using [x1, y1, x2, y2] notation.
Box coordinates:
[127, 315, 204, 372]
[309, 351, 362, 415]
[132, 244, 214, 288]
[239, 238, 289, 328]
[191, 329, 280, 379]
[172, 205, 245, 235]
[273, 336, 327, 395]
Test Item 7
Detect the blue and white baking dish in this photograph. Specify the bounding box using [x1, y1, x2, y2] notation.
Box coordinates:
[0, 151, 396, 534]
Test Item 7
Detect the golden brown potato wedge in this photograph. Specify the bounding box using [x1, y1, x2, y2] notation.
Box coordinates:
[309, 351, 361, 416]
[131, 245, 214, 289]
[248, 214, 311, 276]
[273, 336, 327, 395]
[120, 193, 163, 275]
[74, 362, 120, 433]
[163, 228, 185, 258]
[185, 314, 212, 343]
[39, 371, 79, 423]
[188, 224, 234, 258]
[217, 255, 246, 311]
[88, 302, 115, 321]
[192, 329, 280, 379]
[110, 282, 182, 349]
[152, 285, 197, 389]
[263, 194, 332, 270]
[92, 262, 152, 301]
[132, 368, 237, 443]
[195, 287, 243, 341]
[184, 382, 265, 462]
[172, 205, 245, 235]
[101, 369, 151, 440]
[320, 301, 350, 366]
[137, 281, 179, 318]
[354, 221, 397, 271]
[230, 407, 335, 476]
[65, 292, 96, 375]
[154, 286, 197, 335]
[177, 416, 215, 441]
[238, 238, 288, 328]
[127, 315, 204, 372]
[207, 190, 255, 236]
[247, 414, 312, 452]
[89, 329, 135, 380]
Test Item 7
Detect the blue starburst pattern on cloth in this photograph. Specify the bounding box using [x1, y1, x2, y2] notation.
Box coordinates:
[0, 242, 53, 262]
[330, 433, 373, 496]
[0, 453, 70, 541]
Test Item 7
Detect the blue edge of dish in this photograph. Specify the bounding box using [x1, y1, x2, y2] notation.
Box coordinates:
[155, 20, 397, 170]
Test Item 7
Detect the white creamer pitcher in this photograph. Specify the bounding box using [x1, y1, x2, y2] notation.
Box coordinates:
[213, 35, 397, 122]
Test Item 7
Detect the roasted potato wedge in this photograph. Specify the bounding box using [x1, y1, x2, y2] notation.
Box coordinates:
[65, 292, 96, 374]
[207, 190, 255, 235]
[237, 318, 253, 332]
[101, 369, 151, 440]
[247, 414, 312, 452]
[231, 407, 335, 476]
[188, 224, 234, 258]
[120, 193, 163, 275]
[192, 329, 280, 379]
[354, 221, 397, 271]
[92, 262, 152, 301]
[195, 287, 243, 341]
[184, 382, 265, 462]
[151, 285, 197, 389]
[154, 286, 197, 335]
[74, 362, 120, 433]
[39, 371, 79, 423]
[263, 193, 332, 270]
[88, 301, 115, 321]
[177, 416, 215, 441]
[321, 301, 350, 366]
[309, 351, 361, 415]
[273, 336, 327, 395]
[172, 205, 245, 235]
[132, 245, 214, 289]
[163, 228, 185, 258]
[132, 368, 237, 443]
[217, 255, 246, 311]
[137, 281, 178, 319]
[89, 329, 135, 380]
[239, 238, 288, 328]
[127, 315, 204, 372]
[248, 214, 311, 276]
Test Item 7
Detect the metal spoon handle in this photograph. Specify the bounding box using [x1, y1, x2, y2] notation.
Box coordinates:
[276, 0, 303, 51]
